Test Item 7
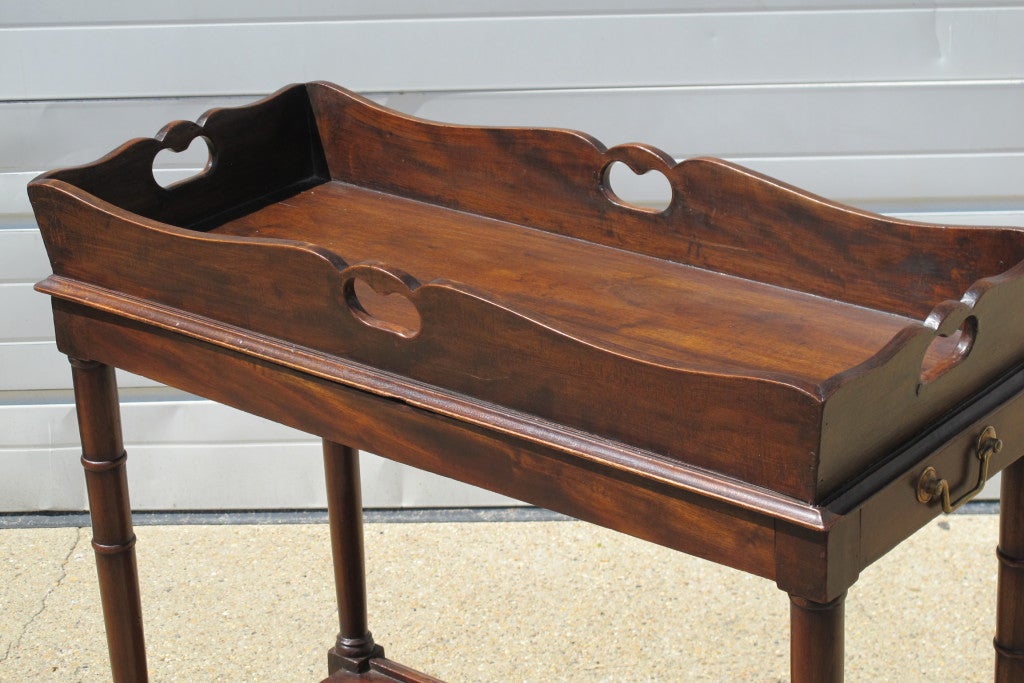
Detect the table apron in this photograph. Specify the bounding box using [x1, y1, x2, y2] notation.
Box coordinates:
[52, 298, 1024, 604]
[52, 299, 780, 583]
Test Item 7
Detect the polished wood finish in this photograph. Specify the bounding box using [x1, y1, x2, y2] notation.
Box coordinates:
[50, 298, 782, 581]
[996, 458, 1024, 681]
[324, 441, 384, 674]
[30, 82, 1024, 681]
[790, 594, 845, 683]
[213, 181, 911, 383]
[70, 359, 147, 683]
[29, 84, 1024, 503]
[305, 82, 1024, 321]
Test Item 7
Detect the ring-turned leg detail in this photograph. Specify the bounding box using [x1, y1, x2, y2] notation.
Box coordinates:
[71, 358, 148, 683]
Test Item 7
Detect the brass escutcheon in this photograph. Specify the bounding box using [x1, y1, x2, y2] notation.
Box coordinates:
[916, 425, 1003, 514]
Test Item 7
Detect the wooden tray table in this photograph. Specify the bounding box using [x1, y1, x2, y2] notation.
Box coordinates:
[29, 81, 1024, 682]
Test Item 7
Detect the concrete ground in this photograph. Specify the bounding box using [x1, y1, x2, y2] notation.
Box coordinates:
[0, 514, 1002, 682]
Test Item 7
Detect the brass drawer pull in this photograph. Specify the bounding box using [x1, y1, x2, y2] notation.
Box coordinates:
[917, 425, 1003, 513]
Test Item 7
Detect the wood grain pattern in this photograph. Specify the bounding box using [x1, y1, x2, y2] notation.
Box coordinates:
[214, 181, 911, 382]
[38, 84, 327, 230]
[30, 82, 1024, 501]
[790, 594, 845, 683]
[47, 270, 1024, 679]
[307, 82, 1024, 319]
[70, 359, 148, 682]
[29, 80, 1024, 682]
[52, 300, 780, 581]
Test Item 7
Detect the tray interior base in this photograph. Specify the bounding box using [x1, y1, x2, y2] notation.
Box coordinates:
[211, 180, 912, 386]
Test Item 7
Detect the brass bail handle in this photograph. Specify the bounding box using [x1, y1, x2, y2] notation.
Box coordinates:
[917, 425, 1003, 514]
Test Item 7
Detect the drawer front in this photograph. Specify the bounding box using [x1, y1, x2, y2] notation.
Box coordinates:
[842, 369, 1024, 568]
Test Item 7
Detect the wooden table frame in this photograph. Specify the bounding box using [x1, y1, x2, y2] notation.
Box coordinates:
[29, 81, 1024, 682]
[49, 289, 1024, 683]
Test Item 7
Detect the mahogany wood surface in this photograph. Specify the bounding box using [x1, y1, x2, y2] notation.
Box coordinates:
[306, 82, 1024, 321]
[28, 81, 1024, 681]
[212, 181, 911, 383]
[29, 82, 1024, 502]
[790, 594, 845, 683]
[324, 657, 446, 683]
[50, 300, 781, 582]
[996, 458, 1024, 681]
[324, 441, 384, 674]
[70, 360, 147, 682]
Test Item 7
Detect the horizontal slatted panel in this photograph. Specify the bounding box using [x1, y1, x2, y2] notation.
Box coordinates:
[9, 83, 1024, 167]
[0, 400, 519, 510]
[0, 444, 520, 511]
[10, 1, 1014, 27]
[4, 9, 1024, 99]
[0, 227, 49, 281]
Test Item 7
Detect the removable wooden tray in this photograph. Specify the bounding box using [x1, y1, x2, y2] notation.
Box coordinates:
[29, 81, 1024, 504]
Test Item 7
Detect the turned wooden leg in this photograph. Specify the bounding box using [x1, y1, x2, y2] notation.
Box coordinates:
[324, 441, 384, 676]
[790, 593, 845, 683]
[996, 457, 1024, 681]
[71, 359, 148, 682]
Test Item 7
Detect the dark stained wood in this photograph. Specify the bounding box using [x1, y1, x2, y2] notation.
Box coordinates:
[213, 181, 911, 383]
[775, 514, 861, 605]
[39, 83, 327, 230]
[51, 299, 781, 582]
[790, 594, 845, 683]
[997, 458, 1024, 681]
[323, 657, 446, 683]
[306, 81, 1024, 320]
[324, 441, 384, 675]
[29, 81, 1024, 682]
[70, 359, 147, 683]
[838, 369, 1024, 571]
[30, 175, 824, 500]
[47, 264, 1024, 682]
[28, 83, 1024, 503]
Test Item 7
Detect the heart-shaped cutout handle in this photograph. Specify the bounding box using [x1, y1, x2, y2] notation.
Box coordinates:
[604, 161, 673, 212]
[153, 134, 213, 189]
[601, 144, 676, 213]
[342, 263, 422, 338]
